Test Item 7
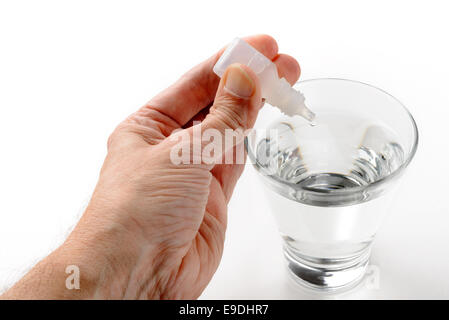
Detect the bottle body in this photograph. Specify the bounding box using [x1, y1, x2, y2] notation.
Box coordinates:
[213, 38, 315, 122]
[213, 38, 280, 99]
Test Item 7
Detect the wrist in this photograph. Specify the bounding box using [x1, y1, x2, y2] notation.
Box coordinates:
[1, 247, 98, 299]
[61, 211, 141, 299]
[63, 203, 175, 299]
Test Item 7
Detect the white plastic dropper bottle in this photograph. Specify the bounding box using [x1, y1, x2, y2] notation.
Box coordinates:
[213, 38, 315, 122]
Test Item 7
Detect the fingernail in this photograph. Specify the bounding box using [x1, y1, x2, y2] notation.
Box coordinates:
[224, 64, 255, 98]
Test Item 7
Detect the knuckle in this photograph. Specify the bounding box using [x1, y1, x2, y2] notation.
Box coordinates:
[210, 96, 248, 130]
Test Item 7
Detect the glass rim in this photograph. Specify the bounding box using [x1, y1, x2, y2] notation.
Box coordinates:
[245, 77, 419, 196]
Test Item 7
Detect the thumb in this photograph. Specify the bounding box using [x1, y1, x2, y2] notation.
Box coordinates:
[202, 63, 261, 134]
[170, 63, 262, 166]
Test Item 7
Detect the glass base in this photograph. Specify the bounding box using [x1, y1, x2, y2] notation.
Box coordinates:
[284, 245, 370, 292]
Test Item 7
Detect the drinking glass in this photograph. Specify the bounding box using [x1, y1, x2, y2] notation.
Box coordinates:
[245, 78, 418, 291]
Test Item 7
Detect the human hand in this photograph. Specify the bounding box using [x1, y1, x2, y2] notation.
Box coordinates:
[3, 35, 301, 299]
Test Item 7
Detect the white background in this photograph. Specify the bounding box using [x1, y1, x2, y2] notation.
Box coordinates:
[0, 0, 448, 299]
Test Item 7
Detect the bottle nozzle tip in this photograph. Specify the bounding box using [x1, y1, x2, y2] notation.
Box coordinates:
[301, 104, 316, 123]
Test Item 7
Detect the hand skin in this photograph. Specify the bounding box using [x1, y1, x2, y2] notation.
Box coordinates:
[1, 35, 300, 299]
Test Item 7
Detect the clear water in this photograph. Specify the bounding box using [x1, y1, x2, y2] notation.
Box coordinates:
[254, 113, 405, 261]
[256, 113, 404, 204]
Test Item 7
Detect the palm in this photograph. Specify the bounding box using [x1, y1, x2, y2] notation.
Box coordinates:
[175, 174, 231, 299]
